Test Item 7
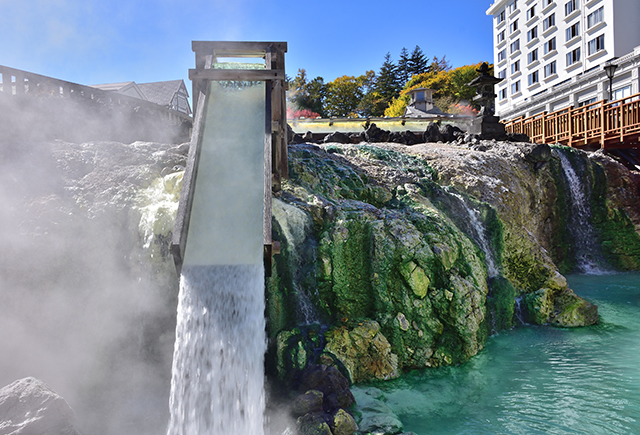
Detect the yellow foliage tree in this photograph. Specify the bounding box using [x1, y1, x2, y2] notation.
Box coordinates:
[384, 62, 489, 117]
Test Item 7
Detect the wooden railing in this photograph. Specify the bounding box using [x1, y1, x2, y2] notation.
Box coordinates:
[0, 65, 191, 126]
[504, 92, 640, 149]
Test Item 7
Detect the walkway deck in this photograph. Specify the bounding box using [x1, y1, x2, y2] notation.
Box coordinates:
[504, 93, 640, 150]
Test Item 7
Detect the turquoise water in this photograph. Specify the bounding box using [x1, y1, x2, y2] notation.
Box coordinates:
[354, 273, 640, 434]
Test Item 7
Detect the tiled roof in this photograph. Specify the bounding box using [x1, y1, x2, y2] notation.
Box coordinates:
[138, 80, 186, 107]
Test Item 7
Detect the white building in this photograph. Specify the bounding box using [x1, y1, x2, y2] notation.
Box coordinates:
[487, 0, 640, 120]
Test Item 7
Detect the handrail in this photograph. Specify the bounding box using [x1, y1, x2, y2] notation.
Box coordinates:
[503, 92, 640, 149]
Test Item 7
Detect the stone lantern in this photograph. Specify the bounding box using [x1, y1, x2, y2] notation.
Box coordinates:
[466, 62, 507, 139]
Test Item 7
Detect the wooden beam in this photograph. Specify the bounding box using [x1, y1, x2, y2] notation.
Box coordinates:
[192, 41, 287, 57]
[189, 69, 286, 81]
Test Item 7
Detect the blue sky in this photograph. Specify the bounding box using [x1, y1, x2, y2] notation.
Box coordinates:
[1, 0, 494, 95]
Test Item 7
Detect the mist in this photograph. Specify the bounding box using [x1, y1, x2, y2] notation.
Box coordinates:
[0, 93, 186, 433]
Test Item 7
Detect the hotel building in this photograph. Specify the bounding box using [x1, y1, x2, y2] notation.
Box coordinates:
[487, 0, 640, 120]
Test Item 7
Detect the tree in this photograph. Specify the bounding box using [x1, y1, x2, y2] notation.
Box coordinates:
[384, 62, 489, 117]
[324, 73, 376, 118]
[288, 68, 327, 117]
[408, 45, 429, 77]
[376, 53, 400, 99]
[397, 47, 410, 85]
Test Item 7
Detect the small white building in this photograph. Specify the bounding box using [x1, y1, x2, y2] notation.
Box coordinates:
[486, 0, 640, 120]
[404, 87, 444, 117]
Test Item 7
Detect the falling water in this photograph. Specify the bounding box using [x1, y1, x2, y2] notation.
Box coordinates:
[445, 188, 499, 277]
[556, 151, 605, 274]
[167, 265, 266, 434]
[167, 74, 268, 433]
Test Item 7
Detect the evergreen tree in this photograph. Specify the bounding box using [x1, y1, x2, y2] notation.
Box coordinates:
[288, 68, 327, 117]
[408, 45, 429, 77]
[375, 53, 401, 101]
[397, 47, 410, 84]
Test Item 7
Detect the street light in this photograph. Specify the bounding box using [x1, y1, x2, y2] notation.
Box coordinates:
[603, 59, 619, 101]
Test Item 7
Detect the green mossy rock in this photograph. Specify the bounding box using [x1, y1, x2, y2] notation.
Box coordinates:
[324, 320, 399, 383]
[550, 288, 599, 327]
[331, 408, 359, 435]
[265, 141, 638, 381]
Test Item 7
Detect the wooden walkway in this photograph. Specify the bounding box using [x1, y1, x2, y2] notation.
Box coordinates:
[504, 93, 640, 150]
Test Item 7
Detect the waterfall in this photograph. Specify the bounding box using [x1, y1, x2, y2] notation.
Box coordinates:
[167, 265, 266, 434]
[445, 188, 499, 277]
[556, 150, 606, 274]
[272, 198, 320, 324]
[167, 78, 268, 434]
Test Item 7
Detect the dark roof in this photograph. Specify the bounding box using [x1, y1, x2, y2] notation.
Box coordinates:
[138, 80, 187, 107]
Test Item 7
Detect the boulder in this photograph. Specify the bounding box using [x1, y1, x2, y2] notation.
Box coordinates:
[292, 390, 325, 416]
[298, 364, 355, 412]
[422, 121, 442, 142]
[364, 123, 390, 143]
[297, 412, 333, 435]
[523, 143, 552, 169]
[324, 131, 351, 144]
[324, 321, 400, 383]
[0, 377, 81, 435]
[550, 288, 599, 327]
[330, 408, 358, 435]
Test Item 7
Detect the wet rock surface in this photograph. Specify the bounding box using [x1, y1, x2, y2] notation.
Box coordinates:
[0, 377, 81, 435]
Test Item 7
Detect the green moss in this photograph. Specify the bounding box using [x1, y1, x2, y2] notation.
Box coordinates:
[486, 276, 517, 332]
[503, 251, 550, 292]
[324, 216, 375, 321]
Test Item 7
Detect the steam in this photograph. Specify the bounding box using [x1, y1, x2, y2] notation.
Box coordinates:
[0, 126, 183, 433]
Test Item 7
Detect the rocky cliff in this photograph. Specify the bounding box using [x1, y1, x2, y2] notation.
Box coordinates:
[2, 137, 639, 433]
[268, 140, 640, 384]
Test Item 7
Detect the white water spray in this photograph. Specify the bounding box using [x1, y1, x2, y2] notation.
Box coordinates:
[556, 151, 605, 274]
[446, 189, 499, 277]
[167, 76, 268, 433]
[167, 265, 265, 434]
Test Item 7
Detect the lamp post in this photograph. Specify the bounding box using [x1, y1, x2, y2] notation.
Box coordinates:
[603, 60, 618, 101]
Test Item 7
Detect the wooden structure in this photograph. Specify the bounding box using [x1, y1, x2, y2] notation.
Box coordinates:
[0, 65, 191, 126]
[171, 41, 288, 273]
[504, 93, 640, 150]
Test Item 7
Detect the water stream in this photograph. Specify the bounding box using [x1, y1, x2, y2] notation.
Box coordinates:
[444, 188, 499, 277]
[353, 272, 640, 434]
[556, 150, 606, 274]
[167, 265, 266, 434]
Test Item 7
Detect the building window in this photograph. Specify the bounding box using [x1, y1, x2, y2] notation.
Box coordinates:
[498, 69, 507, 79]
[528, 49, 539, 64]
[588, 34, 605, 55]
[499, 88, 507, 100]
[512, 80, 521, 94]
[566, 47, 581, 66]
[565, 0, 578, 16]
[528, 70, 539, 86]
[527, 5, 536, 20]
[527, 26, 538, 42]
[498, 49, 507, 62]
[543, 0, 553, 6]
[612, 85, 632, 101]
[587, 7, 604, 29]
[497, 30, 506, 43]
[511, 60, 520, 74]
[510, 39, 520, 54]
[544, 37, 556, 54]
[510, 19, 519, 34]
[543, 13, 555, 30]
[498, 10, 506, 23]
[566, 22, 580, 41]
[579, 97, 597, 106]
[508, 0, 518, 14]
[544, 61, 557, 77]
